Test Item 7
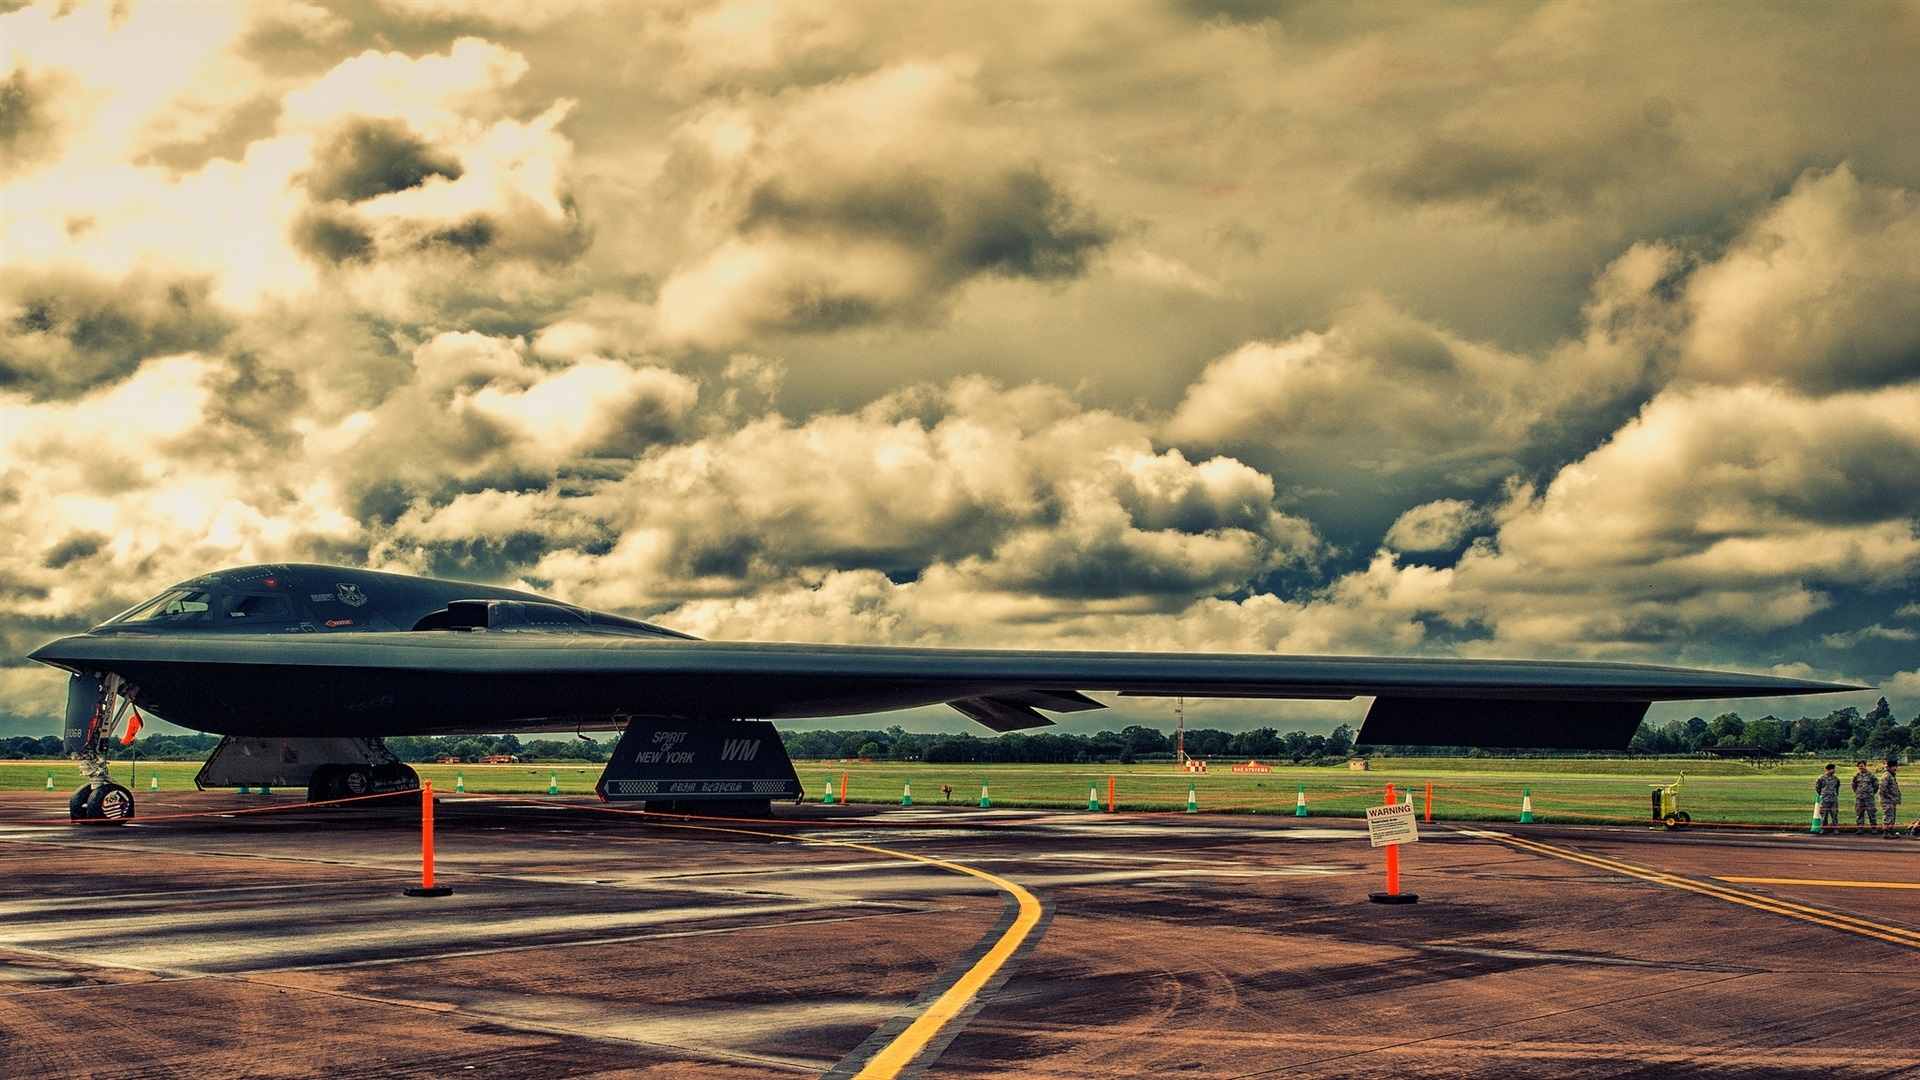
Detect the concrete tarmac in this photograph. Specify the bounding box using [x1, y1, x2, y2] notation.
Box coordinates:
[2, 791, 1916, 1078]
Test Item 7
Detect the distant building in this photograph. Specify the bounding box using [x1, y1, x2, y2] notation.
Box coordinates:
[1349, 758, 1369, 771]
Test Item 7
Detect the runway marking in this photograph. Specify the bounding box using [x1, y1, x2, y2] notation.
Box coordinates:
[271, 907, 945, 972]
[620, 816, 1045, 1080]
[1460, 829, 1920, 952]
[1718, 876, 1920, 890]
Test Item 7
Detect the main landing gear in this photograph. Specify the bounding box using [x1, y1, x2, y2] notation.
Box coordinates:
[194, 736, 417, 805]
[306, 761, 420, 804]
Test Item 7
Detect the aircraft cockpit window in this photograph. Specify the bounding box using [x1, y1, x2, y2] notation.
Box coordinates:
[226, 594, 293, 620]
[115, 589, 219, 623]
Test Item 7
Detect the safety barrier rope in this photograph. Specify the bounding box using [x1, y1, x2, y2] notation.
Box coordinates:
[1, 779, 1862, 832]
[1, 788, 436, 828]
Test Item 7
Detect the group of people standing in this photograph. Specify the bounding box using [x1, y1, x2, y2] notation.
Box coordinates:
[1815, 760, 1910, 836]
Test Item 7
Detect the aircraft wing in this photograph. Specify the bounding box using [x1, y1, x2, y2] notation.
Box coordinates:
[27, 629, 1861, 750]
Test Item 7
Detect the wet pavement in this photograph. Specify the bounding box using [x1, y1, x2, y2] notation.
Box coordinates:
[2, 791, 1916, 1078]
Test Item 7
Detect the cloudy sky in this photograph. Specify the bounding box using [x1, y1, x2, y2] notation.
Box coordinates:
[4, 0, 1918, 736]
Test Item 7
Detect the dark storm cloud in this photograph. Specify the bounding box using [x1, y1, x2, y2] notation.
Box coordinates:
[422, 216, 495, 255]
[1363, 100, 1681, 221]
[0, 64, 63, 178]
[40, 531, 106, 570]
[304, 116, 464, 203]
[196, 351, 308, 454]
[735, 166, 1111, 332]
[950, 168, 1112, 280]
[415, 530, 605, 585]
[290, 205, 374, 264]
[742, 168, 1111, 280]
[134, 93, 283, 175]
[0, 271, 230, 399]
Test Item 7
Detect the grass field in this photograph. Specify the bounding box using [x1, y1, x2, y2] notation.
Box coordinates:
[3, 756, 1847, 828]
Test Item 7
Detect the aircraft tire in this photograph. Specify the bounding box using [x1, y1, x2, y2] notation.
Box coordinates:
[339, 766, 374, 799]
[69, 785, 95, 821]
[88, 782, 135, 821]
[373, 762, 419, 792]
[307, 766, 337, 804]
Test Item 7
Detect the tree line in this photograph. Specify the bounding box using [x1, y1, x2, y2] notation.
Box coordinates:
[1, 734, 222, 760]
[1626, 699, 1915, 758]
[385, 734, 615, 762]
[780, 724, 1358, 764]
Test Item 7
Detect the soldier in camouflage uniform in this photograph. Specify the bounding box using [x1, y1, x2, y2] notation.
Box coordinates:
[1814, 764, 1841, 829]
[1852, 760, 1878, 829]
[1879, 760, 1901, 837]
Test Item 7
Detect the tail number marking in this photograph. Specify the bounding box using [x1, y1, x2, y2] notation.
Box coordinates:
[721, 738, 761, 762]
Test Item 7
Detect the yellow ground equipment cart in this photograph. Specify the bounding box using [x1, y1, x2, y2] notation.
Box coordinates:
[1650, 773, 1689, 828]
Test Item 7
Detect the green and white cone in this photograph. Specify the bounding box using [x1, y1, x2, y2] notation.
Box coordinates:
[979, 782, 991, 808]
[1295, 785, 1308, 816]
[902, 780, 912, 806]
[1520, 787, 1534, 824]
[1186, 782, 1198, 813]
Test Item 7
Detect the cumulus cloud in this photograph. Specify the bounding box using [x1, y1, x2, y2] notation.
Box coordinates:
[1885, 670, 1920, 715]
[1676, 167, 1920, 392]
[0, 269, 231, 399]
[1364, 97, 1681, 222]
[331, 330, 699, 520]
[1384, 499, 1486, 553]
[504, 379, 1317, 614]
[1165, 299, 1642, 485]
[1822, 626, 1919, 649]
[1426, 383, 1920, 651]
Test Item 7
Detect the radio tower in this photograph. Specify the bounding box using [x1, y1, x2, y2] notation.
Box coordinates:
[1175, 696, 1185, 768]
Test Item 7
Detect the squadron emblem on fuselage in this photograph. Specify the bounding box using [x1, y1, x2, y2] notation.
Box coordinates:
[335, 583, 369, 607]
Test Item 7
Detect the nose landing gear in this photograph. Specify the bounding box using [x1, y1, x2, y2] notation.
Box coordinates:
[64, 672, 140, 822]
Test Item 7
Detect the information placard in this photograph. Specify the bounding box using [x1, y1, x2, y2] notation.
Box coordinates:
[1365, 802, 1420, 847]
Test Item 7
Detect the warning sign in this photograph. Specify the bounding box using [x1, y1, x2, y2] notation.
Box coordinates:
[1365, 803, 1420, 848]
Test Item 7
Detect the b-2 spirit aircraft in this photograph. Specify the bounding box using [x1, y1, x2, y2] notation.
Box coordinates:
[28, 564, 1860, 820]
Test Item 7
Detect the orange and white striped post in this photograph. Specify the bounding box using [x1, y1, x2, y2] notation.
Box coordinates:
[1107, 775, 1116, 813]
[1424, 780, 1433, 823]
[404, 780, 453, 897]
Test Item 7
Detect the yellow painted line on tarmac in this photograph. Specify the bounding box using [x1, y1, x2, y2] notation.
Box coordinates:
[1459, 829, 1920, 952]
[632, 815, 1043, 1080]
[1718, 877, 1920, 890]
[846, 854, 1041, 1080]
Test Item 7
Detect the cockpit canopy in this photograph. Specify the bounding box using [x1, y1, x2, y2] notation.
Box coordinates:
[111, 587, 296, 626]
